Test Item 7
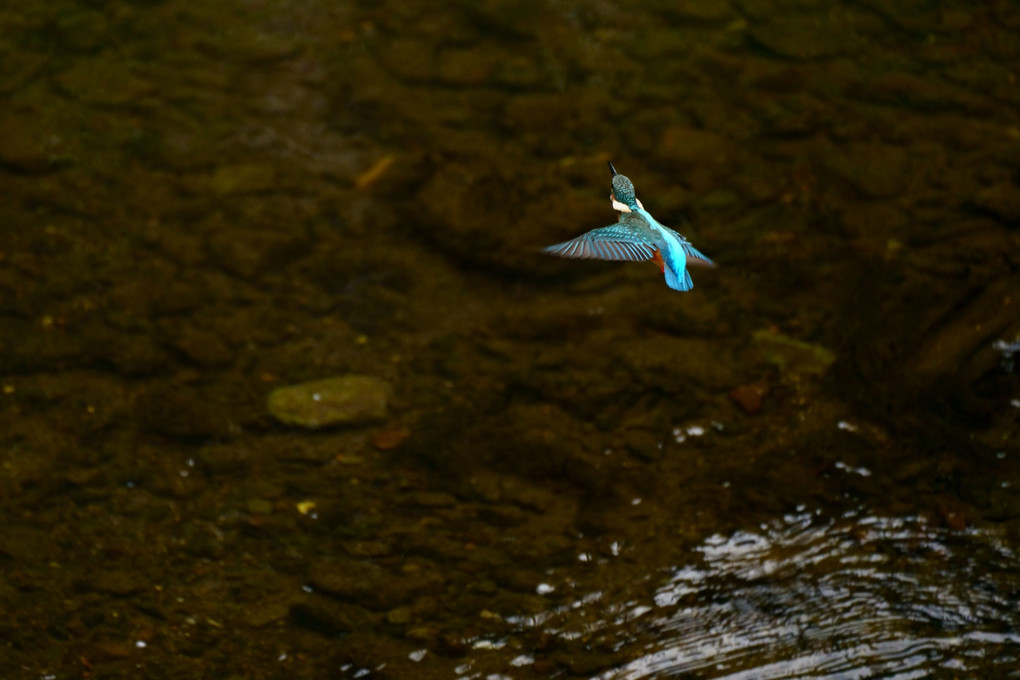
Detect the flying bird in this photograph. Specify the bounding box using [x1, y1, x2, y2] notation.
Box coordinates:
[543, 162, 714, 291]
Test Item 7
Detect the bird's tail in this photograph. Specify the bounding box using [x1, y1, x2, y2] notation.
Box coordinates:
[664, 265, 694, 291]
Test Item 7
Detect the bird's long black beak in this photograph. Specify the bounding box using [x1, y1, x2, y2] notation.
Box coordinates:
[608, 161, 618, 177]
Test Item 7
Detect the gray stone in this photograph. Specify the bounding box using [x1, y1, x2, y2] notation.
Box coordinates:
[267, 375, 391, 429]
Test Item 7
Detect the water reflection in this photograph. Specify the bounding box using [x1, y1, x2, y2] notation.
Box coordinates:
[517, 511, 1020, 679]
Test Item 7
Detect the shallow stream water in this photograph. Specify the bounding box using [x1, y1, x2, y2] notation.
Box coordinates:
[1, 1, 1019, 678]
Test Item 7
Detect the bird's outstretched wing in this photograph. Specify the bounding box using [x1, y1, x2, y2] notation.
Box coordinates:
[665, 227, 715, 268]
[543, 221, 656, 262]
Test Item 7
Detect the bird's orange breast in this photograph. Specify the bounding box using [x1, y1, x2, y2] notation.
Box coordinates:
[651, 250, 665, 273]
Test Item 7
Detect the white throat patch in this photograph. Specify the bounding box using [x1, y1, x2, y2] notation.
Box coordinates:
[611, 197, 645, 213]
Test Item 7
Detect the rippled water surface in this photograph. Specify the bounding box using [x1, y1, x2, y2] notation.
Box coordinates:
[1, 0, 1019, 678]
[595, 511, 1020, 678]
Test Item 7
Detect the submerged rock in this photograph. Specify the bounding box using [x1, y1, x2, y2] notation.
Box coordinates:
[415, 162, 607, 275]
[972, 180, 1020, 224]
[267, 375, 391, 429]
[823, 141, 910, 200]
[753, 329, 836, 376]
[0, 113, 53, 172]
[749, 15, 860, 60]
[730, 380, 770, 414]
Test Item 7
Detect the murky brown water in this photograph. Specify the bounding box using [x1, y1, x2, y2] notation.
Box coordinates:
[2, 0, 1020, 678]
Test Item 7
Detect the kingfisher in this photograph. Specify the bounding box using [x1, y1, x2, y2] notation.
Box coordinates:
[543, 162, 714, 291]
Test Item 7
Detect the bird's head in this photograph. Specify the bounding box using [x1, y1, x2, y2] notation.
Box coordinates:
[608, 162, 642, 212]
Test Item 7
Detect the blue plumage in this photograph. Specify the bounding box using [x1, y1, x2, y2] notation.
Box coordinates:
[542, 163, 714, 291]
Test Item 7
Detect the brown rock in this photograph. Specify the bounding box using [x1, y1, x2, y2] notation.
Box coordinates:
[730, 380, 769, 414]
[371, 426, 410, 450]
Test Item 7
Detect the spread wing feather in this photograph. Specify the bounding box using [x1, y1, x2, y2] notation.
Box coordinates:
[665, 227, 715, 268]
[543, 224, 656, 262]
